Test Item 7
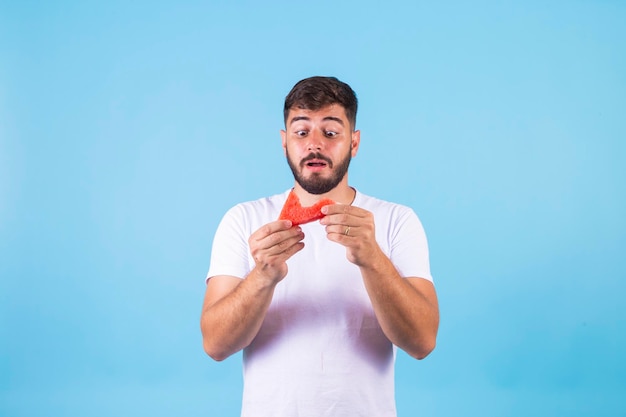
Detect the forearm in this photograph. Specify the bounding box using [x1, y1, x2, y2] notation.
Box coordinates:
[201, 220, 305, 361]
[360, 250, 439, 359]
[201, 271, 277, 361]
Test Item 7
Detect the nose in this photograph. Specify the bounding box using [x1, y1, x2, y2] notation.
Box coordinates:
[307, 130, 324, 151]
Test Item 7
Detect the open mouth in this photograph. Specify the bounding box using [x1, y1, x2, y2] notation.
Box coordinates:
[306, 160, 328, 168]
[301, 154, 332, 169]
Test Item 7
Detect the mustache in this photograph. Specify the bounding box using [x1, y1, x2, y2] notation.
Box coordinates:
[300, 153, 333, 168]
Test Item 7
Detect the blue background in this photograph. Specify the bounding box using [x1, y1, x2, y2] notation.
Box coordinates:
[1, 1, 625, 416]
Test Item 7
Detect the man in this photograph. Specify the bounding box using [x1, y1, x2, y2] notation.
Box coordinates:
[201, 76, 439, 416]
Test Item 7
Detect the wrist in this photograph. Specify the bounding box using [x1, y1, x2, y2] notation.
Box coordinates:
[249, 266, 283, 290]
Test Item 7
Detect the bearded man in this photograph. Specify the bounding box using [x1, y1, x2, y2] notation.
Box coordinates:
[201, 76, 439, 417]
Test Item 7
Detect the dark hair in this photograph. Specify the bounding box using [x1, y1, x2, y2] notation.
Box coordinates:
[283, 76, 358, 130]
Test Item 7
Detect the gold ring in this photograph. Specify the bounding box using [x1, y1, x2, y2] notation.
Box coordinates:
[344, 226, 351, 236]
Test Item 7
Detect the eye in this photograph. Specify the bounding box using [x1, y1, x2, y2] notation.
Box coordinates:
[295, 130, 308, 137]
[324, 130, 338, 138]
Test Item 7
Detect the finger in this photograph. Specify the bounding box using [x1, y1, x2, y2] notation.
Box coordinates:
[326, 224, 357, 238]
[252, 220, 295, 241]
[257, 236, 305, 266]
[254, 226, 304, 255]
[265, 231, 305, 256]
[282, 240, 305, 259]
[325, 229, 352, 246]
[320, 206, 370, 227]
[321, 204, 368, 217]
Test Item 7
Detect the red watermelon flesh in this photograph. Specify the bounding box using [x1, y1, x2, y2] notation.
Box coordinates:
[278, 190, 334, 226]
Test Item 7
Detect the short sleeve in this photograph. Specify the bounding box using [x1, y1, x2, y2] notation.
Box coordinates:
[206, 205, 251, 282]
[389, 208, 433, 282]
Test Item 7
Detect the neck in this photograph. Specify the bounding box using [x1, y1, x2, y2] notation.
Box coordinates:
[292, 182, 356, 206]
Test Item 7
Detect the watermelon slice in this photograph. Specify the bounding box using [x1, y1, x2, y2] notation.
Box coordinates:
[278, 190, 334, 226]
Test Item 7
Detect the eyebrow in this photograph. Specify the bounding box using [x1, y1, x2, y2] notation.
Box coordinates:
[289, 116, 345, 126]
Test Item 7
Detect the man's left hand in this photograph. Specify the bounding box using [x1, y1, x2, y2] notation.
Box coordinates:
[320, 204, 382, 267]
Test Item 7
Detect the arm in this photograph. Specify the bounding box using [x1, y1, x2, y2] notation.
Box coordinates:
[200, 220, 305, 361]
[358, 256, 439, 359]
[320, 205, 439, 359]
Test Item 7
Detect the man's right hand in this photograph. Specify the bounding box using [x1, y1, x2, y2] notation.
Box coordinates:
[249, 220, 305, 285]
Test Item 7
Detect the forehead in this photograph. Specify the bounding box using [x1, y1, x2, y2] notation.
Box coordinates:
[286, 104, 349, 125]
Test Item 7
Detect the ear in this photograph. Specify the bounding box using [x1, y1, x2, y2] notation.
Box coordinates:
[350, 130, 361, 157]
[280, 129, 287, 156]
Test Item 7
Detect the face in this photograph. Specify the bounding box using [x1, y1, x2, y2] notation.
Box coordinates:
[281, 104, 360, 195]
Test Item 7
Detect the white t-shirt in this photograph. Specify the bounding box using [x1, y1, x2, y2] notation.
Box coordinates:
[207, 189, 432, 417]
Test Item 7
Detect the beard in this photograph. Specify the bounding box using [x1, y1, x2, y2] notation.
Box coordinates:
[286, 148, 352, 195]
